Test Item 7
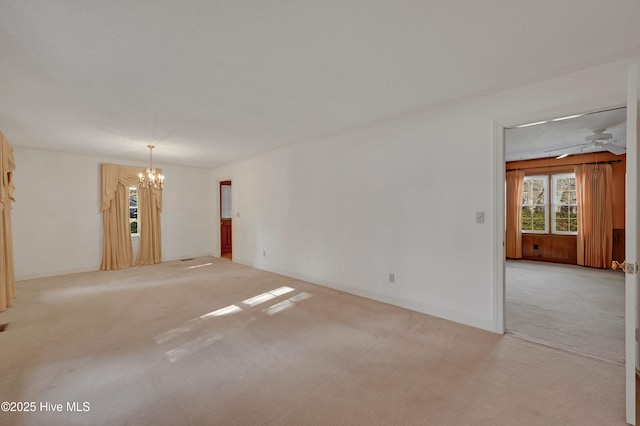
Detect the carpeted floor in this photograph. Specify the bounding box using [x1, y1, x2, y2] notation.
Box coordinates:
[0, 257, 626, 425]
[505, 259, 625, 364]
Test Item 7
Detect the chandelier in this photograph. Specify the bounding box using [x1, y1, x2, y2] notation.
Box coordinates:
[138, 145, 164, 190]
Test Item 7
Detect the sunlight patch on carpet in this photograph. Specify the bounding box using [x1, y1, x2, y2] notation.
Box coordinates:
[186, 262, 212, 269]
[242, 286, 295, 307]
[200, 304, 243, 319]
[265, 292, 313, 316]
[265, 300, 295, 315]
[166, 334, 223, 362]
[154, 319, 201, 344]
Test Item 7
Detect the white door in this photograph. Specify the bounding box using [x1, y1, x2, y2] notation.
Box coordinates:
[625, 63, 638, 426]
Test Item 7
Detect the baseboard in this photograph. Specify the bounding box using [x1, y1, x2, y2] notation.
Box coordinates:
[521, 256, 577, 265]
[161, 253, 215, 263]
[233, 258, 494, 333]
[16, 253, 216, 281]
[16, 266, 98, 281]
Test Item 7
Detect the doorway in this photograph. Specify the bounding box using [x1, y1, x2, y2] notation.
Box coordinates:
[220, 180, 232, 259]
[502, 107, 627, 363]
[495, 66, 638, 425]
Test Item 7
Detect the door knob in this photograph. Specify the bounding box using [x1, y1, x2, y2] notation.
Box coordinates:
[612, 260, 626, 272]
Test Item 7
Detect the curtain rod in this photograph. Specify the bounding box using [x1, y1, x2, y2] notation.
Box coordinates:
[506, 159, 622, 172]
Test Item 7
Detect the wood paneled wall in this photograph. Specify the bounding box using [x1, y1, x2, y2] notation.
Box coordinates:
[522, 234, 577, 264]
[507, 152, 626, 265]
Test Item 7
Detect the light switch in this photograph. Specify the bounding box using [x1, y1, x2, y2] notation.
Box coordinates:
[476, 212, 484, 224]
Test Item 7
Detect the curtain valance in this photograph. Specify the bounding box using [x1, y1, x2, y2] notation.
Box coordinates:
[101, 164, 162, 212]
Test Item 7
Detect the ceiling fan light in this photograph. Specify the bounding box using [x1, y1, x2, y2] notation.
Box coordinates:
[551, 114, 583, 122]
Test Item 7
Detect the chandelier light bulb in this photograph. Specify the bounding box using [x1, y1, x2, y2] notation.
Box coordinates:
[138, 145, 164, 190]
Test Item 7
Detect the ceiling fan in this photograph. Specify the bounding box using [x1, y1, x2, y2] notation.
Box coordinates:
[545, 129, 626, 158]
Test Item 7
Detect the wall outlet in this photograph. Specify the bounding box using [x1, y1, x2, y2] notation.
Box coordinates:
[475, 212, 484, 224]
[389, 273, 395, 283]
[263, 250, 266, 257]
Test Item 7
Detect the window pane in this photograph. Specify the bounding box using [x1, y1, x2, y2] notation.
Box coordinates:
[521, 206, 533, 230]
[551, 173, 576, 234]
[523, 178, 545, 206]
[531, 206, 546, 231]
[521, 205, 545, 231]
[560, 190, 570, 204]
[129, 187, 139, 235]
[555, 205, 571, 219]
[569, 206, 577, 218]
[569, 219, 578, 232]
[221, 185, 232, 219]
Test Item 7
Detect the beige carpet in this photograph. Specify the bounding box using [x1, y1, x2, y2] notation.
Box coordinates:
[506, 259, 625, 364]
[0, 257, 626, 425]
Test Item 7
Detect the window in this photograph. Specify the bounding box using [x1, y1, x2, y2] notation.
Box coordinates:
[552, 173, 577, 234]
[129, 186, 138, 237]
[521, 173, 576, 235]
[521, 175, 548, 233]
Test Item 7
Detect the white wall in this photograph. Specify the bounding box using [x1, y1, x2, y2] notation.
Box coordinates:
[161, 162, 216, 262]
[213, 55, 639, 332]
[12, 147, 215, 280]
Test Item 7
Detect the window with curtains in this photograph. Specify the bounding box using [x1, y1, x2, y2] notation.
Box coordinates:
[129, 186, 139, 236]
[521, 173, 576, 235]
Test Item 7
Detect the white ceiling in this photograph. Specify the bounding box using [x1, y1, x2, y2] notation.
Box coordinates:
[1, 1, 640, 168]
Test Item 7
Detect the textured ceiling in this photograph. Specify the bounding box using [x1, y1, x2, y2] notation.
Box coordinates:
[1, 1, 640, 168]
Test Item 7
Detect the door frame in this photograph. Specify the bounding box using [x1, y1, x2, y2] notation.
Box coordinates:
[625, 63, 638, 425]
[493, 85, 637, 423]
[492, 95, 627, 333]
[218, 177, 234, 258]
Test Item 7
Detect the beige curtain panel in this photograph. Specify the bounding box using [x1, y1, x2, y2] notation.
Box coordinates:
[505, 169, 525, 259]
[135, 186, 162, 266]
[100, 164, 163, 271]
[575, 164, 613, 269]
[0, 132, 16, 312]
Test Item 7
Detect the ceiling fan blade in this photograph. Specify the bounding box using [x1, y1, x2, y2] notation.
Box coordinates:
[604, 144, 626, 155]
[585, 134, 613, 142]
[554, 145, 586, 159]
[544, 143, 585, 153]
